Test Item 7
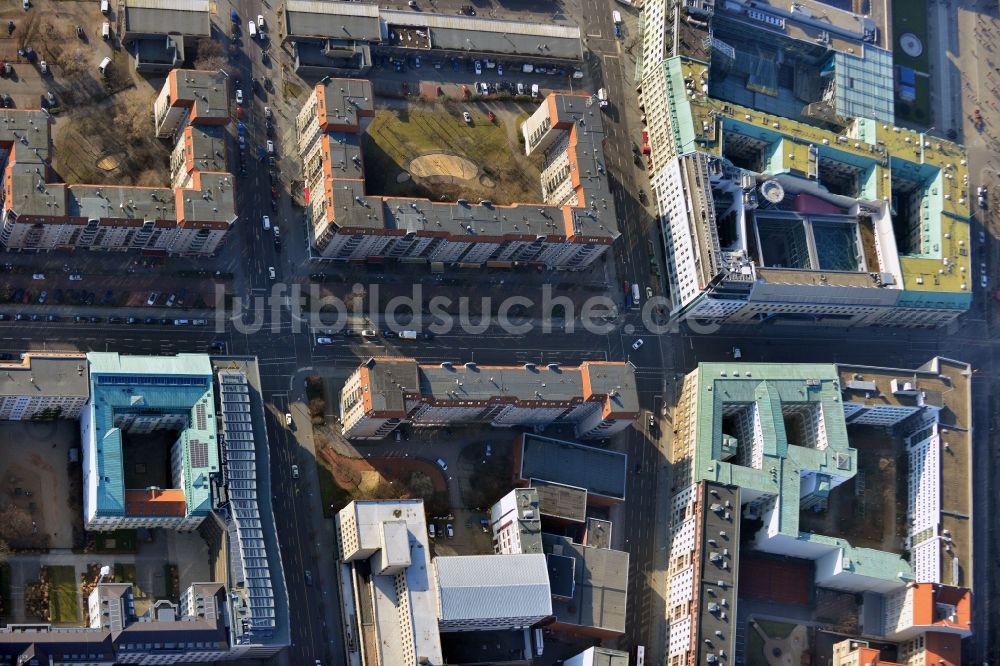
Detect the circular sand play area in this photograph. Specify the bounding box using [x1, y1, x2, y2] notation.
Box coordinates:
[407, 152, 480, 184]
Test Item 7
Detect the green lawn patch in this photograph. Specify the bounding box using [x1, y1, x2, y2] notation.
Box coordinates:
[47, 566, 79, 624]
[317, 458, 353, 518]
[113, 563, 137, 585]
[363, 105, 542, 205]
[95, 529, 137, 553]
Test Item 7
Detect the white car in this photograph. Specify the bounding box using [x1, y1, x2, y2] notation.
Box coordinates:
[268, 266, 276, 280]
[474, 60, 482, 75]
[645, 286, 653, 299]
[235, 89, 244, 105]
[68, 274, 82, 281]
[632, 339, 644, 350]
[463, 111, 472, 123]
[981, 274, 989, 288]
[497, 63, 504, 76]
[266, 140, 274, 154]
[285, 412, 293, 426]
[146, 291, 158, 305]
[257, 14, 265, 29]
[436, 458, 448, 471]
[291, 464, 299, 479]
[32, 273, 45, 280]
[262, 215, 271, 230]
[316, 336, 333, 344]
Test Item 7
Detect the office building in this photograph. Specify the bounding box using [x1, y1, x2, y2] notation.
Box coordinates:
[664, 358, 973, 666]
[638, 0, 972, 327]
[0, 352, 89, 420]
[336, 500, 444, 666]
[298, 78, 619, 269]
[0, 71, 235, 256]
[433, 554, 552, 632]
[82, 353, 220, 532]
[339, 357, 638, 440]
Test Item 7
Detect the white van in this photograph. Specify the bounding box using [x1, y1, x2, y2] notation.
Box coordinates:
[101, 21, 110, 40]
[399, 330, 418, 340]
[101, 0, 109, 13]
[247, 20, 257, 38]
[98, 56, 111, 77]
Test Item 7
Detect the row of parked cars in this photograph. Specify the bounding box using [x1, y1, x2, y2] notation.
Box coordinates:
[375, 52, 581, 79]
[5, 288, 115, 306]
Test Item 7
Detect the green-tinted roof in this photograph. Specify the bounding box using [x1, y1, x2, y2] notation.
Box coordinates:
[87, 353, 218, 519]
[690, 362, 910, 584]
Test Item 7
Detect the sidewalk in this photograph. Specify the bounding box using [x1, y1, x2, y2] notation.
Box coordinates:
[645, 376, 676, 664]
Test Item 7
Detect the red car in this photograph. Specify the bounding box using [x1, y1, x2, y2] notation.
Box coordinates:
[487, 110, 496, 122]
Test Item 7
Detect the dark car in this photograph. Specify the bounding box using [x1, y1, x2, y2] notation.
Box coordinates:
[108, 316, 123, 324]
[75, 315, 87, 323]
[46, 314, 60, 322]
[158, 318, 170, 325]
[126, 317, 138, 324]
[11, 288, 23, 302]
[89, 316, 102, 323]
[29, 314, 41, 322]
[143, 317, 156, 324]
[381, 330, 397, 338]
[102, 289, 114, 304]
[53, 289, 63, 304]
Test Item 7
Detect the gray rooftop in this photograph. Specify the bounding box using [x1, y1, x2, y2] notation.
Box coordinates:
[434, 554, 552, 622]
[519, 434, 628, 501]
[532, 480, 588, 523]
[123, 0, 211, 38]
[696, 482, 740, 664]
[359, 358, 637, 416]
[0, 353, 89, 398]
[284, 1, 582, 60]
[542, 534, 628, 634]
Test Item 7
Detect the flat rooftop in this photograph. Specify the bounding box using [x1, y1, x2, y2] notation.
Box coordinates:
[434, 554, 552, 623]
[519, 433, 628, 502]
[542, 533, 628, 634]
[123, 0, 211, 37]
[357, 358, 638, 418]
[284, 0, 582, 60]
[0, 353, 89, 398]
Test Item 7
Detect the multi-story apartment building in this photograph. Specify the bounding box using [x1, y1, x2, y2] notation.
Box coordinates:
[339, 357, 638, 440]
[297, 78, 619, 269]
[638, 0, 972, 327]
[664, 357, 973, 666]
[0, 352, 89, 420]
[0, 70, 235, 256]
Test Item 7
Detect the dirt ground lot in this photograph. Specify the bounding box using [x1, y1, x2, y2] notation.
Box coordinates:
[1, 1, 171, 186]
[363, 100, 543, 205]
[0, 420, 80, 551]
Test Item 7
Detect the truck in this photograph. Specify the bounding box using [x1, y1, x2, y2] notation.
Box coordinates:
[399, 330, 418, 340]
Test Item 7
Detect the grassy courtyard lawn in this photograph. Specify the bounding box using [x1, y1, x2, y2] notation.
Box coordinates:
[47, 566, 79, 623]
[363, 105, 541, 204]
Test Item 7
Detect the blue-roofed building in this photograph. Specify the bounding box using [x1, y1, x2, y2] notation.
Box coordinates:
[81, 352, 219, 532]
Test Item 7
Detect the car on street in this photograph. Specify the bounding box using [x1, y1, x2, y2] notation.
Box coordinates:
[982, 274, 989, 288]
[317, 336, 333, 345]
[361, 329, 378, 339]
[646, 286, 653, 299]
[47, 315, 59, 322]
[291, 464, 299, 479]
[474, 60, 482, 75]
[147, 291, 158, 305]
[485, 444, 492, 457]
[268, 266, 276, 280]
[68, 273, 82, 281]
[487, 110, 496, 122]
[446, 524, 454, 538]
[632, 339, 644, 350]
[304, 570, 312, 586]
[257, 14, 264, 29]
[463, 111, 472, 123]
[165, 293, 176, 307]
[262, 215, 270, 230]
[235, 89, 244, 105]
[32, 273, 44, 280]
[497, 63, 503, 76]
[436, 458, 448, 471]
[648, 414, 655, 428]
[285, 413, 293, 426]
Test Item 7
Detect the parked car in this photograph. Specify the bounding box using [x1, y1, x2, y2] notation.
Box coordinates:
[462, 111, 472, 123]
[446, 524, 454, 538]
[291, 464, 299, 479]
[436, 458, 448, 471]
[147, 291, 158, 305]
[632, 338, 644, 350]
